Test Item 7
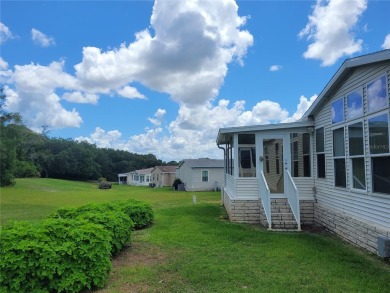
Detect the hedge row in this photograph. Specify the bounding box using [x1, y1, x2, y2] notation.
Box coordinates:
[0, 199, 154, 292]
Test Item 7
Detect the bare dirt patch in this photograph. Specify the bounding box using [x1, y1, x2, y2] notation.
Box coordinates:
[111, 242, 166, 268]
[95, 242, 167, 292]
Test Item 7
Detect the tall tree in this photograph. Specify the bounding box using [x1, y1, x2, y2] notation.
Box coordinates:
[0, 88, 22, 186]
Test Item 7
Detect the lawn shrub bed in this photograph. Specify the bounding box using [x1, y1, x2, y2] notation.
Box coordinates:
[1, 199, 154, 292]
[112, 199, 154, 229]
[0, 219, 111, 292]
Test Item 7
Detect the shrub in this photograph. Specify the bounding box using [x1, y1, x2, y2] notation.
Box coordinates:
[172, 178, 183, 190]
[75, 210, 132, 256]
[50, 203, 134, 255]
[0, 219, 112, 293]
[112, 200, 154, 230]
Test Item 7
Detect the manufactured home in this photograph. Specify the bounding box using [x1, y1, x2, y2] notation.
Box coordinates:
[216, 50, 390, 255]
[176, 159, 224, 191]
[151, 166, 177, 187]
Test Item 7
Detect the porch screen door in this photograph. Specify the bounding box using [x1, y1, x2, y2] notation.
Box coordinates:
[262, 137, 288, 195]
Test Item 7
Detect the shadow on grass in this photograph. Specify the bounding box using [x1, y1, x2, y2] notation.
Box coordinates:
[101, 203, 390, 292]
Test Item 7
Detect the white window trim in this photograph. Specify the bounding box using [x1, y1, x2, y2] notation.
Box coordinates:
[332, 126, 347, 188]
[315, 127, 326, 179]
[367, 111, 390, 196]
[346, 119, 367, 193]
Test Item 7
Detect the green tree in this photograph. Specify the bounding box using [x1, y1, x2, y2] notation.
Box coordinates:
[0, 88, 22, 186]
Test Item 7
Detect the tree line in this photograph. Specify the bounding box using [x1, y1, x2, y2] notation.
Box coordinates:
[0, 89, 177, 186]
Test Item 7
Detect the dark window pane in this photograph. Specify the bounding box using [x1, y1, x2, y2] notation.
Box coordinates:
[317, 154, 325, 178]
[303, 155, 311, 177]
[334, 159, 346, 187]
[333, 128, 345, 157]
[316, 128, 324, 152]
[293, 161, 299, 177]
[352, 158, 365, 190]
[238, 134, 255, 144]
[372, 156, 390, 194]
[369, 114, 389, 154]
[240, 149, 251, 168]
[303, 133, 310, 154]
[349, 122, 364, 156]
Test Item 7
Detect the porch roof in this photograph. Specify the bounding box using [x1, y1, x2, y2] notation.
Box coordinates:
[216, 120, 314, 145]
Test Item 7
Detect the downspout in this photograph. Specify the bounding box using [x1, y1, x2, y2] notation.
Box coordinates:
[217, 143, 226, 205]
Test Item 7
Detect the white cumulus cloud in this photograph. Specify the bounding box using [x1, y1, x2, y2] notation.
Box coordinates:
[74, 0, 253, 105]
[31, 28, 55, 47]
[299, 0, 367, 66]
[0, 22, 16, 44]
[78, 95, 316, 161]
[5, 61, 82, 130]
[270, 65, 282, 72]
[382, 34, 390, 49]
[117, 86, 146, 99]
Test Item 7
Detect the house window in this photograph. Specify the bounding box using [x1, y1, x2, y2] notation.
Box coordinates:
[275, 143, 280, 175]
[333, 127, 346, 187]
[332, 98, 344, 124]
[369, 113, 390, 194]
[316, 128, 325, 178]
[367, 76, 388, 113]
[348, 122, 366, 190]
[302, 133, 311, 177]
[346, 90, 363, 120]
[202, 170, 209, 182]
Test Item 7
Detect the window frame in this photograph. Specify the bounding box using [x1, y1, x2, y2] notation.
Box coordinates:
[347, 119, 367, 192]
[366, 75, 389, 114]
[332, 126, 346, 188]
[201, 170, 209, 182]
[367, 111, 390, 195]
[315, 127, 326, 179]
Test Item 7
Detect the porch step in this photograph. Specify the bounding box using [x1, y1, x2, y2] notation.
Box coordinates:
[269, 198, 299, 231]
[271, 220, 298, 230]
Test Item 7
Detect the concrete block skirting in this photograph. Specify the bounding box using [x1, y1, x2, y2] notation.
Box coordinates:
[314, 204, 390, 254]
[222, 189, 315, 227]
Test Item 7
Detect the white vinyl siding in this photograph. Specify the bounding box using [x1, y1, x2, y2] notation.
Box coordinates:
[313, 63, 390, 228]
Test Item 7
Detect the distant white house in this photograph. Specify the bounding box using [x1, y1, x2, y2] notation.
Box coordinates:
[216, 49, 390, 256]
[151, 166, 177, 187]
[176, 159, 224, 191]
[118, 168, 153, 186]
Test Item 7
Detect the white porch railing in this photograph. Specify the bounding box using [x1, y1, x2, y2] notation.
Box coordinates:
[286, 170, 301, 231]
[259, 171, 271, 229]
[225, 174, 235, 196]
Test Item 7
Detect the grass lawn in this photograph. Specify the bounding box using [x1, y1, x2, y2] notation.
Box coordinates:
[1, 178, 389, 292]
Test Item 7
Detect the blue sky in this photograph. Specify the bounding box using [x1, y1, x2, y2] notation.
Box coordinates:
[1, 0, 389, 161]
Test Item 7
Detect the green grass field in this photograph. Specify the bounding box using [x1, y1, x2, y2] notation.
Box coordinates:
[1, 178, 389, 292]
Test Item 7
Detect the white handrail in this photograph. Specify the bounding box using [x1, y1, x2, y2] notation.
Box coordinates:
[286, 170, 301, 231]
[259, 171, 271, 229]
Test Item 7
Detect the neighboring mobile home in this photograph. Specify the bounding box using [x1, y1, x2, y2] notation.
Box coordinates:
[216, 50, 390, 256]
[151, 166, 177, 187]
[176, 159, 224, 191]
[126, 168, 153, 186]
